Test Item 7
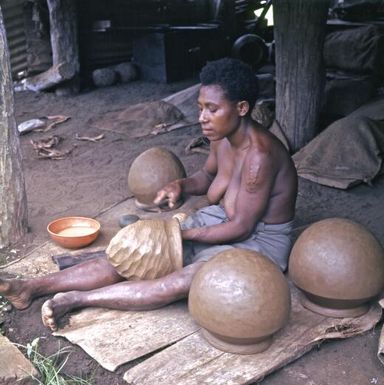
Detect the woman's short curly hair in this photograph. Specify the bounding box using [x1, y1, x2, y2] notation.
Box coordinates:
[199, 57, 259, 110]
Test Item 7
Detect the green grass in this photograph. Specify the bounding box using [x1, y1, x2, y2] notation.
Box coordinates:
[0, 252, 8, 266]
[16, 338, 93, 385]
[0, 295, 8, 335]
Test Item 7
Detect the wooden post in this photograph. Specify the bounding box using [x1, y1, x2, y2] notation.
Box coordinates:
[47, 0, 79, 72]
[47, 0, 79, 94]
[0, 7, 28, 248]
[274, 0, 330, 152]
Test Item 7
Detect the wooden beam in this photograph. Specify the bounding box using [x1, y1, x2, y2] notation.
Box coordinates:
[274, 0, 330, 152]
[0, 7, 28, 247]
[47, 0, 79, 68]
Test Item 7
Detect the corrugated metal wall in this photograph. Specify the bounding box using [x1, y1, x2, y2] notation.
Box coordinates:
[0, 0, 28, 78]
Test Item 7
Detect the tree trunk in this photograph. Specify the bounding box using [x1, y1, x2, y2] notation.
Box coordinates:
[274, 0, 330, 152]
[0, 7, 28, 248]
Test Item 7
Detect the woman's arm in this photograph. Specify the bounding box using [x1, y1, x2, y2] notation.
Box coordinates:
[182, 149, 276, 244]
[154, 141, 218, 208]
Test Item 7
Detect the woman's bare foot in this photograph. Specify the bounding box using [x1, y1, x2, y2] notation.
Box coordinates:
[41, 292, 80, 331]
[0, 278, 33, 310]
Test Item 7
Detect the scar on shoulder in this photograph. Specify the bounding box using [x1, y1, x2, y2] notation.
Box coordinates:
[245, 161, 261, 192]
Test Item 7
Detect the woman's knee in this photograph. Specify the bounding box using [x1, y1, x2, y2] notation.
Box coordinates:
[163, 262, 205, 294]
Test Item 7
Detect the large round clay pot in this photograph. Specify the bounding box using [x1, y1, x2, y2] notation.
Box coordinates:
[289, 218, 384, 318]
[106, 218, 182, 280]
[127, 147, 186, 211]
[188, 248, 291, 354]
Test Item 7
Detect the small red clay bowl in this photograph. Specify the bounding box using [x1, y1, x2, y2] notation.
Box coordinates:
[47, 216, 101, 249]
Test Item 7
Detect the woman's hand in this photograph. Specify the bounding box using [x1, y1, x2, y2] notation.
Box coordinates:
[153, 180, 183, 209]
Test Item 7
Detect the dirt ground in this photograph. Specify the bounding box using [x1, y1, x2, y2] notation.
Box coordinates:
[1, 78, 384, 385]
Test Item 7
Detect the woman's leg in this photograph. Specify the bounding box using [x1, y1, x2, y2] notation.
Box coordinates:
[0, 258, 124, 310]
[42, 261, 204, 331]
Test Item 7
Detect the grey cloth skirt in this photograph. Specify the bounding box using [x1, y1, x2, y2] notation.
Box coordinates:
[181, 205, 294, 271]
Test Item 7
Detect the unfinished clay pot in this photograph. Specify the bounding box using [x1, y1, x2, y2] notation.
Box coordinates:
[127, 147, 186, 211]
[188, 248, 291, 354]
[106, 218, 183, 280]
[289, 218, 384, 318]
